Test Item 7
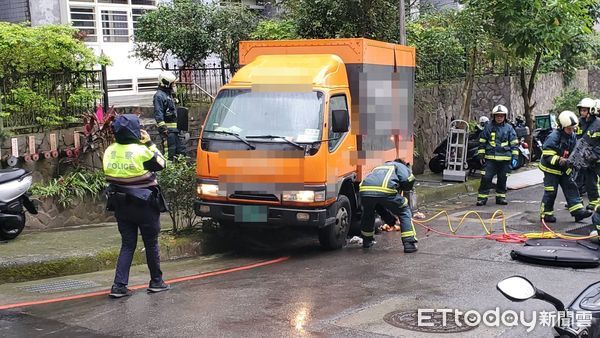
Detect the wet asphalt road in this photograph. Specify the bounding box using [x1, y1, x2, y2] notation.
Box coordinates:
[1, 184, 599, 337]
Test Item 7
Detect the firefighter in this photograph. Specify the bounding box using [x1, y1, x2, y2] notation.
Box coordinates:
[154, 71, 186, 160]
[574, 98, 600, 208]
[476, 105, 519, 206]
[103, 114, 170, 298]
[359, 159, 418, 252]
[539, 110, 592, 223]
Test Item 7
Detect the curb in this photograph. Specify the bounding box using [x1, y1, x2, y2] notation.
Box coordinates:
[0, 231, 227, 285]
[416, 178, 481, 207]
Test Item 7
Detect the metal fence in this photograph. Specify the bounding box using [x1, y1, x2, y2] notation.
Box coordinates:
[175, 63, 235, 104]
[0, 68, 107, 131]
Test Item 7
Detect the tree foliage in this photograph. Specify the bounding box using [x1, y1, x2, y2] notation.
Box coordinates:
[0, 23, 106, 128]
[211, 5, 258, 70]
[250, 19, 298, 40]
[465, 0, 597, 150]
[133, 0, 214, 68]
[286, 0, 399, 42]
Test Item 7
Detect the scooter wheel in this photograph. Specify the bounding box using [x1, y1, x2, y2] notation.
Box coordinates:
[0, 214, 25, 240]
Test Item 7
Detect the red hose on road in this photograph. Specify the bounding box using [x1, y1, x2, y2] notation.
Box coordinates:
[0, 256, 289, 311]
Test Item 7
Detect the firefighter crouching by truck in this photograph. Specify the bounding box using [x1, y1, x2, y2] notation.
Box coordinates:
[358, 159, 418, 252]
[103, 114, 170, 298]
[476, 105, 518, 206]
[539, 111, 592, 223]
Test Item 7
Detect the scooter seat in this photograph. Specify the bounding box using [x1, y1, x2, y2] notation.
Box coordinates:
[0, 168, 28, 184]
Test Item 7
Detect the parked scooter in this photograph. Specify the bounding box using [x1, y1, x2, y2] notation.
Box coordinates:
[497, 275, 600, 337]
[0, 168, 38, 240]
[429, 117, 529, 174]
[532, 127, 553, 162]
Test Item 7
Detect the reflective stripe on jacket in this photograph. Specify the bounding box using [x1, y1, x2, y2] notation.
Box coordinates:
[539, 129, 575, 176]
[478, 121, 518, 161]
[359, 161, 415, 196]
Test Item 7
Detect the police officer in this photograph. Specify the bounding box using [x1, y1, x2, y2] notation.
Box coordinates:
[359, 159, 418, 252]
[154, 71, 186, 160]
[539, 111, 592, 223]
[103, 114, 169, 298]
[476, 105, 519, 206]
[575, 98, 600, 209]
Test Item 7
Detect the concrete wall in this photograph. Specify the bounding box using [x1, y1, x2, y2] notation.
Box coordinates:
[0, 0, 30, 23]
[29, 0, 62, 25]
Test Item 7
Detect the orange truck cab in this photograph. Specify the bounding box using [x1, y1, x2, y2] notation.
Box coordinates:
[194, 38, 415, 249]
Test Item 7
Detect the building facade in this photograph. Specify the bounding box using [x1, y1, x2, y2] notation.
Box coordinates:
[1, 0, 166, 102]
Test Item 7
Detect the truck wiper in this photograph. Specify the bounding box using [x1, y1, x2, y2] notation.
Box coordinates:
[246, 135, 304, 150]
[203, 130, 256, 150]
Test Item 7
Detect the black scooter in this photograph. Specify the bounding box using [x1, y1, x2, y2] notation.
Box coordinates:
[497, 275, 600, 337]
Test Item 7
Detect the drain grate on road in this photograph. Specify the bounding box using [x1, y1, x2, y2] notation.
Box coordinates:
[384, 310, 478, 333]
[19, 279, 100, 294]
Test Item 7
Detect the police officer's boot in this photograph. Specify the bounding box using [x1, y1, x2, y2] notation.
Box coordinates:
[496, 197, 508, 205]
[543, 215, 557, 223]
[476, 199, 487, 206]
[573, 209, 593, 222]
[402, 238, 418, 253]
[109, 284, 132, 298]
[147, 280, 171, 293]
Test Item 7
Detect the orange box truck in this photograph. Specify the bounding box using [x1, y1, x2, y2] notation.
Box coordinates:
[194, 38, 415, 249]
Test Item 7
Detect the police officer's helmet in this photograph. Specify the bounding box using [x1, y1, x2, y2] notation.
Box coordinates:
[112, 114, 141, 144]
[558, 110, 579, 129]
[158, 71, 177, 88]
[491, 105, 508, 116]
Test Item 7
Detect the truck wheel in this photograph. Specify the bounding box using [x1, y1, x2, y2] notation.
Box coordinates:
[0, 214, 25, 240]
[319, 195, 351, 250]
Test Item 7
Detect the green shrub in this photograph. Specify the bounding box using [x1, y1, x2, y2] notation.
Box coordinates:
[550, 89, 590, 116]
[157, 155, 199, 233]
[31, 168, 106, 208]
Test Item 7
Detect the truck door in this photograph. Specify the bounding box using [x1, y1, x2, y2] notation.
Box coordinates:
[327, 92, 356, 184]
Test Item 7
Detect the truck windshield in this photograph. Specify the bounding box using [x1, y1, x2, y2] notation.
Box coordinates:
[204, 89, 324, 143]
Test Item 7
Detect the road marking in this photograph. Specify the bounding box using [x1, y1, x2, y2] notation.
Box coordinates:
[0, 256, 289, 311]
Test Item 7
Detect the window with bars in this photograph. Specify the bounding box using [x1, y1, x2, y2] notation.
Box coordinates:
[70, 7, 97, 42]
[132, 8, 149, 33]
[107, 79, 133, 92]
[98, 0, 128, 4]
[132, 0, 156, 5]
[101, 10, 129, 42]
[137, 77, 157, 92]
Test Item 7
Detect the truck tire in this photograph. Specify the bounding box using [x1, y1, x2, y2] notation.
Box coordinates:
[319, 195, 351, 250]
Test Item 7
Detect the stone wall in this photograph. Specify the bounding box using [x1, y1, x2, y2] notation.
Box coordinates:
[416, 69, 595, 167]
[589, 68, 600, 97]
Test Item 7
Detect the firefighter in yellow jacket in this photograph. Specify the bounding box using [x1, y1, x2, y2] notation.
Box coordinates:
[359, 159, 418, 253]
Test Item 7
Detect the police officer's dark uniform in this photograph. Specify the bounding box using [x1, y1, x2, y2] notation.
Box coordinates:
[476, 105, 518, 206]
[154, 71, 186, 160]
[103, 114, 169, 298]
[359, 159, 418, 252]
[575, 98, 600, 210]
[539, 111, 591, 223]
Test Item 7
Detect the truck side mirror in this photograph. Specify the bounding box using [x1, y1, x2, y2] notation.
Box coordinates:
[332, 109, 349, 133]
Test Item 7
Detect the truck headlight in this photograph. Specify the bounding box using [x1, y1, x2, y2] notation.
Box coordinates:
[197, 184, 226, 197]
[282, 190, 325, 202]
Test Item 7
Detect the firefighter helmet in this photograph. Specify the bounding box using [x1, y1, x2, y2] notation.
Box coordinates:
[557, 110, 579, 128]
[158, 71, 177, 88]
[491, 105, 508, 116]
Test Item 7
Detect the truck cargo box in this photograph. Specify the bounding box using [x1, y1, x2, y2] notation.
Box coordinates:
[238, 38, 416, 180]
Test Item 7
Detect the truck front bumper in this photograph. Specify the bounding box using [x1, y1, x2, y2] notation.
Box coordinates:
[194, 200, 334, 228]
